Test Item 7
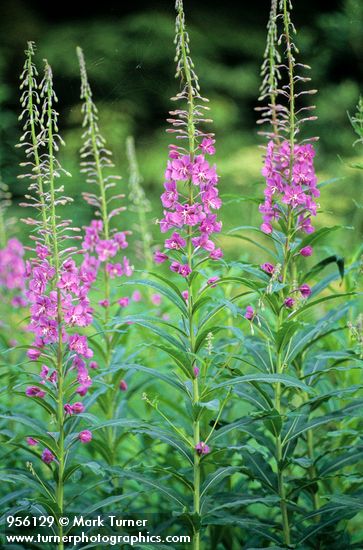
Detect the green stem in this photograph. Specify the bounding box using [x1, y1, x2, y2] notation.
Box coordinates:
[46, 70, 64, 550]
[179, 6, 199, 547]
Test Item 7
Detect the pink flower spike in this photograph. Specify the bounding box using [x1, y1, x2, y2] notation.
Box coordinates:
[42, 449, 55, 464]
[26, 437, 38, 446]
[195, 441, 210, 455]
[300, 246, 313, 257]
[119, 379, 128, 392]
[78, 430, 92, 443]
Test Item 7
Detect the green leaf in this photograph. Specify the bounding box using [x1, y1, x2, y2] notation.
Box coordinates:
[121, 276, 188, 315]
[210, 373, 315, 395]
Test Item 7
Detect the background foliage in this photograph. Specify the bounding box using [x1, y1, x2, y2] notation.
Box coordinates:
[0, 0, 362, 261]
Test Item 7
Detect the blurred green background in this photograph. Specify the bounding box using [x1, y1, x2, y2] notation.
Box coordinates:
[0, 0, 362, 262]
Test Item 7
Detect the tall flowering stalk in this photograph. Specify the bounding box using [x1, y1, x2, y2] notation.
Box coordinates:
[19, 50, 95, 550]
[153, 2, 223, 547]
[229, 0, 361, 545]
[77, 47, 132, 466]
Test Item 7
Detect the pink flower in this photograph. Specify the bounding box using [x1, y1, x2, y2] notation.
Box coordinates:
[27, 348, 41, 361]
[64, 404, 73, 415]
[154, 251, 168, 264]
[300, 246, 313, 257]
[284, 297, 295, 309]
[99, 299, 110, 308]
[71, 402, 85, 414]
[193, 366, 200, 378]
[118, 297, 130, 308]
[207, 276, 219, 288]
[244, 306, 255, 321]
[119, 380, 128, 392]
[106, 263, 123, 278]
[42, 449, 55, 464]
[165, 232, 186, 250]
[26, 437, 38, 446]
[261, 263, 275, 275]
[26, 386, 46, 398]
[195, 441, 210, 455]
[199, 137, 216, 156]
[78, 430, 92, 443]
[299, 284, 311, 298]
[171, 155, 192, 181]
[132, 291, 142, 302]
[151, 293, 162, 306]
[170, 262, 191, 277]
[182, 290, 189, 302]
[209, 248, 223, 260]
[89, 361, 98, 369]
[69, 334, 93, 358]
[96, 239, 118, 262]
[261, 222, 273, 234]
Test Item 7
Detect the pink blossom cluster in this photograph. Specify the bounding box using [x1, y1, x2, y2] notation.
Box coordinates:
[82, 220, 133, 294]
[156, 138, 223, 276]
[0, 238, 27, 307]
[26, 243, 95, 398]
[260, 140, 319, 235]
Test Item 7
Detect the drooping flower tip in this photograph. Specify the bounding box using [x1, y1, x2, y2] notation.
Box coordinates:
[78, 430, 92, 444]
[195, 441, 210, 456]
[300, 246, 313, 257]
[244, 306, 255, 321]
[261, 262, 275, 275]
[42, 448, 55, 464]
[119, 379, 128, 392]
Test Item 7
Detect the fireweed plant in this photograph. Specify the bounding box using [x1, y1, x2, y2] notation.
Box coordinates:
[76, 47, 135, 470]
[109, 1, 236, 547]
[5, 44, 98, 549]
[216, 0, 363, 547]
